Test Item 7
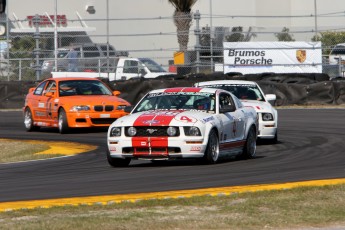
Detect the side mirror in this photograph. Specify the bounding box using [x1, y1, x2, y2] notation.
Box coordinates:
[44, 92, 55, 97]
[219, 105, 236, 113]
[113, 90, 121, 96]
[124, 105, 134, 113]
[265, 94, 276, 105]
[29, 88, 35, 93]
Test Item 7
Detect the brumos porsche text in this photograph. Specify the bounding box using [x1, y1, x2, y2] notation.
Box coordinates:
[228, 49, 273, 65]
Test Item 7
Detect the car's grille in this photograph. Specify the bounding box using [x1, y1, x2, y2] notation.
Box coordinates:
[94, 105, 114, 112]
[125, 126, 180, 137]
[123, 147, 181, 155]
[91, 118, 116, 124]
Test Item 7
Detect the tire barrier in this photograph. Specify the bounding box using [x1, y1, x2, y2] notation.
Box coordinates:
[1, 73, 345, 109]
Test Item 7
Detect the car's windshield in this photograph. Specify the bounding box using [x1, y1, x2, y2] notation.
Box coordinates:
[139, 58, 166, 73]
[58, 80, 112, 96]
[202, 84, 264, 101]
[330, 46, 345, 55]
[133, 91, 215, 113]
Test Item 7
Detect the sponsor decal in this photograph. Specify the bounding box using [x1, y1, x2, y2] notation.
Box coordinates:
[190, 146, 202, 151]
[202, 116, 214, 123]
[38, 102, 45, 108]
[296, 49, 306, 63]
[143, 120, 160, 125]
[147, 91, 213, 98]
[54, 99, 59, 103]
[228, 49, 273, 66]
[164, 87, 202, 93]
[35, 111, 45, 117]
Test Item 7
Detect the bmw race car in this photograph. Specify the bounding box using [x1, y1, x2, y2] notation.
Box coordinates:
[195, 80, 278, 143]
[23, 77, 130, 134]
[107, 87, 258, 167]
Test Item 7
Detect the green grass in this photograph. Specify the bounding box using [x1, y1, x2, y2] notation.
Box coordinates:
[0, 140, 63, 163]
[0, 185, 344, 230]
[0, 139, 344, 229]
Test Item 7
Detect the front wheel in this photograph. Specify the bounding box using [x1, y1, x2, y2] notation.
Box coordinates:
[107, 150, 131, 167]
[58, 108, 69, 134]
[24, 108, 40, 131]
[241, 126, 257, 159]
[203, 129, 219, 164]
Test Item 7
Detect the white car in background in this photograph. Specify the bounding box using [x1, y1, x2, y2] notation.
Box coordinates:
[107, 87, 258, 167]
[328, 43, 345, 65]
[195, 80, 278, 143]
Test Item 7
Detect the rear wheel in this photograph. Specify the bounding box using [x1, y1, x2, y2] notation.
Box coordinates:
[203, 129, 219, 164]
[107, 150, 131, 167]
[242, 126, 256, 159]
[24, 108, 40, 131]
[58, 108, 69, 134]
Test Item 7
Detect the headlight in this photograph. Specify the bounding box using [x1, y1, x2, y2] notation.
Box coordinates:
[167, 127, 177, 136]
[116, 105, 127, 110]
[184, 126, 201, 136]
[262, 113, 274, 121]
[70, 105, 90, 112]
[127, 127, 137, 137]
[110, 127, 121, 137]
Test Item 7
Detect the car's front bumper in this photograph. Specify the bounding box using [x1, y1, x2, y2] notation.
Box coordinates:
[258, 120, 277, 139]
[108, 136, 207, 160]
[67, 111, 128, 128]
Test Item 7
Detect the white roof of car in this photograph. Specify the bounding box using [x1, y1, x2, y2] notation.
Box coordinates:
[196, 80, 257, 86]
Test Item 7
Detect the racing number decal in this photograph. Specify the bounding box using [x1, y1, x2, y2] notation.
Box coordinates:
[175, 115, 197, 123]
[180, 116, 193, 123]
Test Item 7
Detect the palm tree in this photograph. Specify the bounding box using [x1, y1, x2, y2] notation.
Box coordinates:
[168, 0, 198, 51]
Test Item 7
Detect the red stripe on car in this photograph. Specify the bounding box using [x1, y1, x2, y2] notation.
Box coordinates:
[132, 137, 169, 156]
[133, 111, 183, 126]
[219, 140, 245, 150]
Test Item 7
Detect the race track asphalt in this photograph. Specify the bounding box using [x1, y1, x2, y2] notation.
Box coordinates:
[0, 109, 344, 210]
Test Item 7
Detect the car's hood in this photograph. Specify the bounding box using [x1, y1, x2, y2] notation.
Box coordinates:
[114, 110, 214, 126]
[60, 95, 130, 105]
[240, 100, 274, 113]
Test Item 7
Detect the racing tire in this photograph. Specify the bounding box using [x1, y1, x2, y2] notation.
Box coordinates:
[58, 108, 69, 134]
[241, 126, 257, 159]
[107, 150, 131, 167]
[24, 108, 40, 131]
[203, 129, 219, 164]
[271, 132, 278, 144]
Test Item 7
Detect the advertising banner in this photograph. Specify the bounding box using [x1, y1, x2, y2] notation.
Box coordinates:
[223, 42, 322, 74]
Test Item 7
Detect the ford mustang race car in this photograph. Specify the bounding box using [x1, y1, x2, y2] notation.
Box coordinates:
[195, 80, 278, 143]
[24, 77, 130, 133]
[107, 87, 258, 167]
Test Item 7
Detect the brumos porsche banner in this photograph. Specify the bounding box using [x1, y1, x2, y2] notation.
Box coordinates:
[223, 42, 322, 74]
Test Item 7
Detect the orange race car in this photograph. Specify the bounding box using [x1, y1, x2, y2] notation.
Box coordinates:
[23, 77, 131, 134]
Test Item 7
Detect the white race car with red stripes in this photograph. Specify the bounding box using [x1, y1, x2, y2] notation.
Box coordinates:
[107, 87, 258, 167]
[195, 80, 278, 143]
